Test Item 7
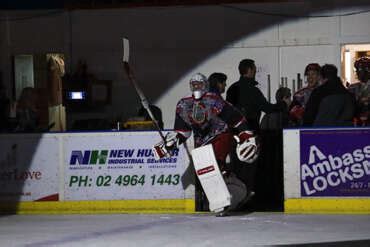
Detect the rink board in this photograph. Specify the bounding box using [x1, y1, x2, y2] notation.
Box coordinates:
[0, 199, 195, 214]
[0, 132, 195, 214]
[283, 128, 370, 214]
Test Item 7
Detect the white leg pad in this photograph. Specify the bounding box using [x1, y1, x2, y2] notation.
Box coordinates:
[191, 144, 231, 212]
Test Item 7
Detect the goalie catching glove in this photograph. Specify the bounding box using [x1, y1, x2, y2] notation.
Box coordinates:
[153, 132, 180, 160]
[234, 131, 259, 164]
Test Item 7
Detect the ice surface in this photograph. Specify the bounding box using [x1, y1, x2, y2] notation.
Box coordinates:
[0, 212, 369, 247]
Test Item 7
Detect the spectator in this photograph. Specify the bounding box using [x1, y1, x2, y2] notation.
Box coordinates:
[303, 64, 355, 127]
[208, 72, 227, 96]
[348, 56, 370, 126]
[260, 87, 292, 130]
[73, 59, 95, 84]
[14, 87, 40, 132]
[289, 63, 321, 125]
[226, 59, 287, 132]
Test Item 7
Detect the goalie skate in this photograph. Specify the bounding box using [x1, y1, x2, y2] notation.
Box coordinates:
[191, 144, 231, 213]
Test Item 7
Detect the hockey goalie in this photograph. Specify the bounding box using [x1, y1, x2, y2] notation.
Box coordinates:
[153, 73, 259, 215]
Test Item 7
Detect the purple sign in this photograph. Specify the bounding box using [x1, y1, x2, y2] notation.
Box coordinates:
[300, 129, 370, 197]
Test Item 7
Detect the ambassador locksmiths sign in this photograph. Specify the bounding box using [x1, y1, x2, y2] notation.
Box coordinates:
[64, 132, 190, 201]
[300, 129, 370, 197]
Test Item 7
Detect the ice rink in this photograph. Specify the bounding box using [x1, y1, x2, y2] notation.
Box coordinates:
[1, 212, 370, 247]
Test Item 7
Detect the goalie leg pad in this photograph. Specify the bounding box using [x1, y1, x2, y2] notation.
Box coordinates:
[191, 144, 231, 213]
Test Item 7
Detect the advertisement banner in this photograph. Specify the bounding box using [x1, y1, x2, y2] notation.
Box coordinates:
[64, 132, 190, 201]
[0, 134, 59, 201]
[300, 129, 370, 197]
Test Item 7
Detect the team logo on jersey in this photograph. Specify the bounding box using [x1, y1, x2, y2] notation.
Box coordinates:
[191, 102, 207, 124]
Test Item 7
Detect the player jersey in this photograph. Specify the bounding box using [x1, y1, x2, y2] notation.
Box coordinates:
[174, 92, 246, 147]
[348, 80, 370, 125]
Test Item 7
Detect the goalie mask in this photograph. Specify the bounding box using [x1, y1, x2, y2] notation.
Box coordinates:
[190, 73, 208, 99]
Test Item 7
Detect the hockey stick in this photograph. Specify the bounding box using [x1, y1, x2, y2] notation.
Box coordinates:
[122, 38, 166, 142]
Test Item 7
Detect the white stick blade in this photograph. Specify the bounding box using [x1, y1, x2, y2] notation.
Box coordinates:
[122, 37, 130, 62]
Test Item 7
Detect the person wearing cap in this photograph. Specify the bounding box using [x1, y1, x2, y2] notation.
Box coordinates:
[289, 63, 321, 125]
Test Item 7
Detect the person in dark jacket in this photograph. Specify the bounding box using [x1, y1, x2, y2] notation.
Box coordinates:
[226, 59, 287, 205]
[226, 59, 287, 132]
[260, 87, 292, 130]
[303, 64, 355, 127]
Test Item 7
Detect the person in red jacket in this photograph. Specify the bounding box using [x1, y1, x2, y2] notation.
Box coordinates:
[290, 63, 321, 125]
